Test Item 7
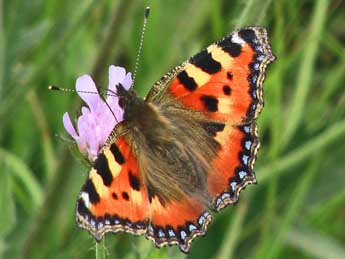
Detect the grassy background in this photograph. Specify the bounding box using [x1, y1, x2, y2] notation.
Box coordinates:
[1, 0, 345, 258]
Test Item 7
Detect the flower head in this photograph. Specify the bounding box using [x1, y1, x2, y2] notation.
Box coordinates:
[63, 65, 132, 161]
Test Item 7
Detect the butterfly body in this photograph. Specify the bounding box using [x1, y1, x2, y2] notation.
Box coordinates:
[115, 84, 217, 205]
[76, 27, 275, 252]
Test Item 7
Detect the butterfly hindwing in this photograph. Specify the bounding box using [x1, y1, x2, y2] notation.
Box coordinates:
[147, 197, 212, 253]
[76, 131, 150, 240]
[207, 122, 259, 210]
[76, 126, 211, 253]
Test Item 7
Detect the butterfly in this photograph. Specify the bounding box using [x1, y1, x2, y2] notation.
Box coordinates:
[75, 26, 275, 253]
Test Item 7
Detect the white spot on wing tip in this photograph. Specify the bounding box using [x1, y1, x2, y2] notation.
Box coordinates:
[232, 33, 246, 45]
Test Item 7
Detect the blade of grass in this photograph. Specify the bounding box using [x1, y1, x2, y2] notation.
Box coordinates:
[91, 0, 135, 84]
[235, 0, 273, 27]
[255, 154, 319, 258]
[235, 0, 255, 27]
[0, 148, 42, 208]
[0, 0, 4, 100]
[0, 0, 98, 122]
[307, 59, 345, 131]
[308, 189, 345, 226]
[256, 0, 273, 24]
[215, 196, 249, 259]
[264, 0, 284, 158]
[0, 164, 16, 237]
[211, 0, 223, 38]
[27, 90, 57, 182]
[258, 118, 345, 183]
[281, 0, 328, 147]
[285, 226, 345, 259]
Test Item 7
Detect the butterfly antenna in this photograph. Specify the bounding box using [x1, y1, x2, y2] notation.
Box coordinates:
[132, 6, 150, 88]
[48, 85, 117, 97]
[48, 85, 119, 123]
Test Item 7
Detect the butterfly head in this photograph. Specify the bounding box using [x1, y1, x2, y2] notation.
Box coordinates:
[116, 83, 136, 106]
[116, 83, 144, 120]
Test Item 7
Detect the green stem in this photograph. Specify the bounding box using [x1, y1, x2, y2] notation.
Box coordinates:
[95, 239, 106, 259]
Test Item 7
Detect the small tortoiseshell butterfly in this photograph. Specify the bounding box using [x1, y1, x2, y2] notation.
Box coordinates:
[75, 26, 275, 253]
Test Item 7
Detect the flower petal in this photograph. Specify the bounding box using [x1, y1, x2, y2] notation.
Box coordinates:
[63, 112, 78, 138]
[76, 75, 102, 113]
[63, 65, 133, 162]
[108, 65, 126, 93]
[122, 72, 133, 90]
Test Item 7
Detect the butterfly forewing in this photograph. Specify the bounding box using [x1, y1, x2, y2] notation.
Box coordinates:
[146, 26, 275, 210]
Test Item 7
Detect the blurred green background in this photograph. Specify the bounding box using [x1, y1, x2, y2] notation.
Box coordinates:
[1, 0, 344, 258]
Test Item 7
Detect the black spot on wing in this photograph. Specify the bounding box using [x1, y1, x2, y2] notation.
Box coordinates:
[227, 72, 233, 79]
[94, 153, 113, 186]
[218, 35, 242, 57]
[147, 186, 154, 203]
[82, 179, 100, 204]
[200, 95, 218, 112]
[221, 42, 242, 57]
[177, 70, 197, 91]
[190, 49, 221, 74]
[122, 192, 129, 200]
[129, 171, 141, 191]
[238, 28, 256, 45]
[223, 85, 231, 95]
[202, 122, 225, 137]
[112, 192, 118, 200]
[110, 143, 125, 164]
[147, 185, 166, 207]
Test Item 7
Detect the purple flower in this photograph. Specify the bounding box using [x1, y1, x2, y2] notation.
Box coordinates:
[63, 65, 132, 161]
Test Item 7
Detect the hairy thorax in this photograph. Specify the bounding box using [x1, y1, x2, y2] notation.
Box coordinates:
[123, 96, 218, 206]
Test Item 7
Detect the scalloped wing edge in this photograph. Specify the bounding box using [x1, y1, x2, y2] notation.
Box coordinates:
[76, 200, 212, 253]
[145, 211, 213, 253]
[213, 122, 259, 211]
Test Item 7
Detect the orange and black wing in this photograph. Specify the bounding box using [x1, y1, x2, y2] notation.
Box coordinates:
[76, 127, 212, 253]
[146, 27, 275, 211]
[76, 133, 151, 239]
